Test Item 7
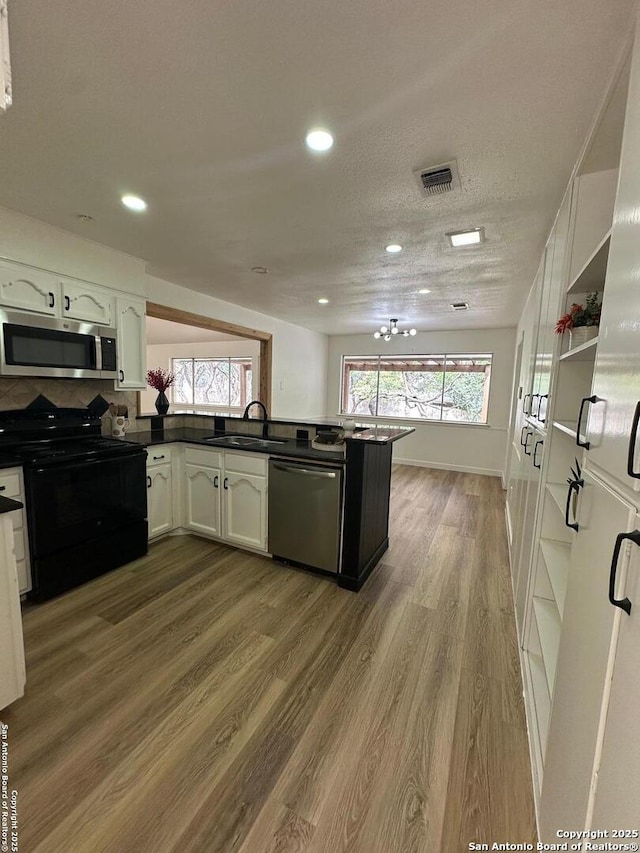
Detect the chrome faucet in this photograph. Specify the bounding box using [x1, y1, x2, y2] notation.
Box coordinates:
[242, 399, 269, 438]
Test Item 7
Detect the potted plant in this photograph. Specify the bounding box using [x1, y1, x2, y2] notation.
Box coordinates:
[556, 292, 601, 350]
[147, 368, 175, 415]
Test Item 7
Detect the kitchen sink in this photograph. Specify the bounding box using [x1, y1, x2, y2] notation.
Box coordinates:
[203, 434, 287, 448]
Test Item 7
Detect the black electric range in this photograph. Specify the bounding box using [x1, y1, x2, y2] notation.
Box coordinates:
[0, 408, 148, 601]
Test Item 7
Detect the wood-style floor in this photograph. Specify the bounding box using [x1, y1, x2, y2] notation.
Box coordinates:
[3, 465, 536, 852]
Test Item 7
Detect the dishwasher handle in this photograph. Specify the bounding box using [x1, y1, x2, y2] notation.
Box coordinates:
[272, 462, 338, 479]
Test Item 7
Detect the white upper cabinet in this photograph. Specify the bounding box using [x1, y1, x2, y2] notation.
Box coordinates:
[115, 297, 146, 389]
[586, 31, 640, 499]
[0, 260, 59, 315]
[61, 279, 113, 326]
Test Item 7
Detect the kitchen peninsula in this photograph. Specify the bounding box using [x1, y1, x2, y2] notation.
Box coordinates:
[131, 412, 414, 591]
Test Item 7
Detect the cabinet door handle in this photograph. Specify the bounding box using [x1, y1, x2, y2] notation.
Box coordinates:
[0, 486, 5, 492]
[564, 479, 581, 531]
[223, 477, 228, 490]
[214, 475, 219, 488]
[530, 394, 539, 417]
[152, 455, 165, 461]
[576, 395, 601, 449]
[522, 393, 531, 415]
[533, 439, 543, 469]
[627, 401, 640, 479]
[608, 529, 640, 614]
[537, 394, 548, 423]
[520, 426, 528, 447]
[48, 291, 55, 308]
[523, 431, 533, 456]
[147, 475, 152, 488]
[64, 294, 70, 311]
[119, 369, 125, 382]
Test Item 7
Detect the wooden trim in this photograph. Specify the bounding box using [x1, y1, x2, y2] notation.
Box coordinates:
[146, 302, 272, 342]
[145, 301, 273, 412]
[259, 337, 272, 413]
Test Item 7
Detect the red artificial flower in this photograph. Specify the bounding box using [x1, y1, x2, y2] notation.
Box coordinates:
[147, 368, 176, 392]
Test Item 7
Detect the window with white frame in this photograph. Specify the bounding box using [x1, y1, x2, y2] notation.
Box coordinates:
[172, 357, 253, 410]
[340, 354, 492, 424]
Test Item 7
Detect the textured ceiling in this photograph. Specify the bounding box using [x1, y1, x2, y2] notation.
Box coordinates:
[146, 317, 244, 346]
[0, 0, 634, 335]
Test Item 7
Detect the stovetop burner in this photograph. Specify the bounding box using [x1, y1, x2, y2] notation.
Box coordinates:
[0, 407, 144, 466]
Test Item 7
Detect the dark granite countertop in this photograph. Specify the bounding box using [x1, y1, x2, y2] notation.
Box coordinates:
[0, 453, 21, 470]
[124, 428, 347, 463]
[135, 414, 414, 445]
[0, 495, 23, 514]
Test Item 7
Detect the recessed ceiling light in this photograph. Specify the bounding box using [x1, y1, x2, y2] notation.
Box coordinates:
[385, 244, 402, 253]
[305, 129, 334, 152]
[121, 194, 147, 212]
[318, 298, 329, 304]
[418, 288, 431, 294]
[446, 227, 485, 248]
[251, 266, 268, 274]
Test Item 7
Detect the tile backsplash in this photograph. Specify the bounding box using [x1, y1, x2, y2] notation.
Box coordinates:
[0, 377, 138, 434]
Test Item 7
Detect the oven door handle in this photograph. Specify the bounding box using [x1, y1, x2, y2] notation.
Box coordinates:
[32, 451, 145, 474]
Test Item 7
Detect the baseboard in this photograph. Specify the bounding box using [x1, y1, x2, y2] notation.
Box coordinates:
[392, 456, 503, 478]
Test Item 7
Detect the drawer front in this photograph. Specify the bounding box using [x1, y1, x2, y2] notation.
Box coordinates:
[224, 452, 268, 477]
[184, 446, 222, 468]
[0, 471, 22, 498]
[147, 446, 173, 466]
[16, 559, 31, 594]
[13, 529, 25, 561]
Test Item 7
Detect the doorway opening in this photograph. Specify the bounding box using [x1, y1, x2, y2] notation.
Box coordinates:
[142, 302, 273, 414]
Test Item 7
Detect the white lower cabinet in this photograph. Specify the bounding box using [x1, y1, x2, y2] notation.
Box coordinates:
[183, 446, 268, 552]
[146, 447, 174, 540]
[223, 458, 268, 551]
[0, 467, 31, 594]
[539, 471, 635, 839]
[590, 510, 640, 826]
[185, 464, 222, 538]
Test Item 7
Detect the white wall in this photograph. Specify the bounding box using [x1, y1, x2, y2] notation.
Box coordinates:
[0, 205, 329, 419]
[141, 339, 261, 413]
[327, 328, 517, 477]
[0, 206, 147, 295]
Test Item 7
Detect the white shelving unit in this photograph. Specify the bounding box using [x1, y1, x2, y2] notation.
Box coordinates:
[545, 482, 568, 516]
[539, 539, 571, 616]
[558, 337, 599, 362]
[567, 229, 611, 295]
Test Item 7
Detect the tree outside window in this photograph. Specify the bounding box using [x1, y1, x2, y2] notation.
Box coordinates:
[341, 354, 492, 424]
[172, 357, 253, 410]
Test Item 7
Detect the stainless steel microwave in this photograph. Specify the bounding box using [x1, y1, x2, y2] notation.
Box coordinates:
[0, 311, 118, 379]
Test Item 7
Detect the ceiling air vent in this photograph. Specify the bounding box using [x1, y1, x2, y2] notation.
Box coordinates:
[413, 160, 460, 197]
[451, 302, 469, 311]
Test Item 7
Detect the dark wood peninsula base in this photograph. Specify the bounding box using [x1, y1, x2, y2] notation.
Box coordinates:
[339, 439, 393, 591]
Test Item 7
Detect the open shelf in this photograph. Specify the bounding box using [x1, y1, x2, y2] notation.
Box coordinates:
[546, 482, 568, 518]
[540, 538, 571, 616]
[552, 420, 588, 446]
[553, 420, 576, 439]
[527, 651, 551, 757]
[533, 596, 562, 692]
[558, 336, 598, 361]
[567, 229, 611, 294]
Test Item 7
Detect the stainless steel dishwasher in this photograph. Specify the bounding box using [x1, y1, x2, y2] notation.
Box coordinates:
[268, 458, 343, 573]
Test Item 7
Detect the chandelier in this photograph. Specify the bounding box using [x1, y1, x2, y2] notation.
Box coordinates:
[373, 318, 417, 341]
